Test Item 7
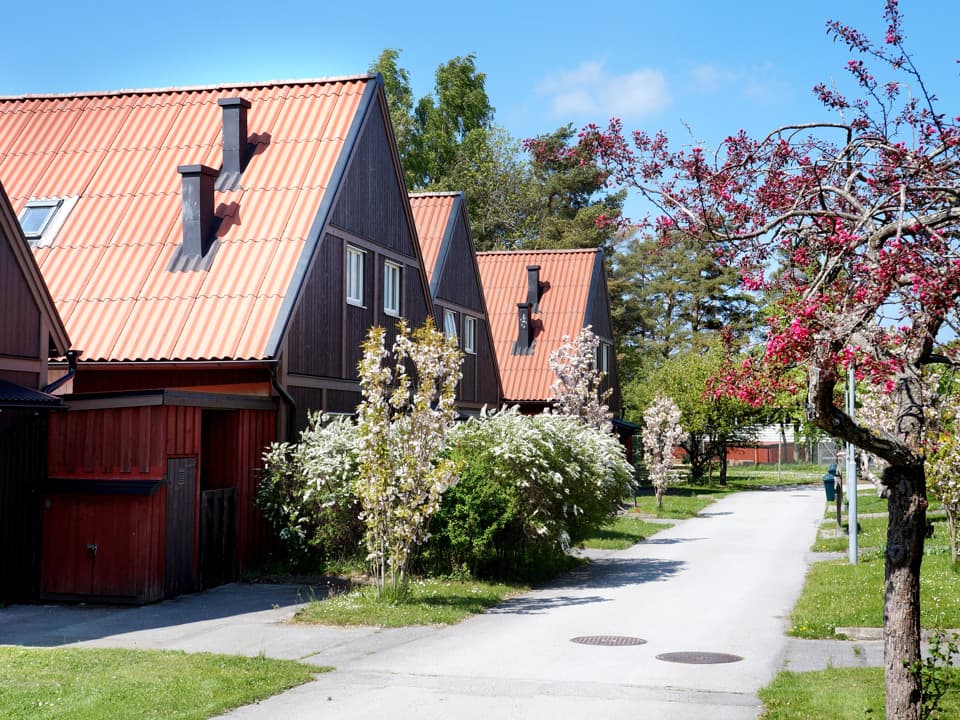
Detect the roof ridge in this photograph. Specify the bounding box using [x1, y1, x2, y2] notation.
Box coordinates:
[0, 75, 376, 102]
[408, 191, 463, 199]
[476, 248, 600, 256]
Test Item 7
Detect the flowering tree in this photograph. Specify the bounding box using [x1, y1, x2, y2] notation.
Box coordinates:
[573, 4, 960, 714]
[549, 325, 613, 433]
[641, 396, 686, 508]
[355, 320, 462, 598]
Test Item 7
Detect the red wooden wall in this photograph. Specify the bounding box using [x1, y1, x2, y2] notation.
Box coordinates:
[42, 403, 276, 602]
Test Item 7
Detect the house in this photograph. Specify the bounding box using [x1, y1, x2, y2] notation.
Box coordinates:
[0, 181, 71, 603]
[476, 248, 636, 459]
[408, 191, 501, 412]
[0, 76, 434, 602]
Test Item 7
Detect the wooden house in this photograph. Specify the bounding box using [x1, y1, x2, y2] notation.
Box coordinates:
[0, 182, 71, 603]
[476, 248, 636, 459]
[0, 76, 433, 602]
[408, 191, 501, 412]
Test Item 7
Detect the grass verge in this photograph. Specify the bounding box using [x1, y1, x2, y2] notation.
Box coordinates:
[0, 647, 318, 720]
[792, 515, 960, 637]
[294, 577, 527, 627]
[629, 484, 737, 518]
[579, 514, 673, 550]
[759, 667, 960, 719]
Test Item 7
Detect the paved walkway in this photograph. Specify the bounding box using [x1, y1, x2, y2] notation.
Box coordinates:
[1, 485, 871, 719]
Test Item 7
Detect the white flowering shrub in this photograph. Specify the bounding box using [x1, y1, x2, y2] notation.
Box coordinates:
[426, 406, 631, 578]
[258, 412, 362, 567]
[355, 320, 462, 597]
[641, 396, 687, 508]
[549, 325, 613, 434]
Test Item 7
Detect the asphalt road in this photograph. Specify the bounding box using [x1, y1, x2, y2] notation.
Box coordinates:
[2, 485, 849, 719]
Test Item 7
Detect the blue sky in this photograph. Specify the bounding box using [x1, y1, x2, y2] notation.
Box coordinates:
[3, 1, 957, 179]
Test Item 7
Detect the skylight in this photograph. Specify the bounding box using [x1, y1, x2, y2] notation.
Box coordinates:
[19, 199, 61, 239]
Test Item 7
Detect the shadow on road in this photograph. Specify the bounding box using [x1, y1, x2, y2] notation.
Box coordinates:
[0, 582, 324, 648]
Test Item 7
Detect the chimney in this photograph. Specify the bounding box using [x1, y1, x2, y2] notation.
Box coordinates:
[526, 265, 541, 311]
[177, 164, 218, 257]
[217, 97, 251, 178]
[514, 302, 534, 354]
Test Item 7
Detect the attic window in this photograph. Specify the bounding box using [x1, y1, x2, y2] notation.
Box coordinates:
[19, 200, 61, 239]
[17, 197, 76, 248]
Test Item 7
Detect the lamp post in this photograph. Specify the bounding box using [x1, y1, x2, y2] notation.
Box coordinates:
[847, 363, 858, 564]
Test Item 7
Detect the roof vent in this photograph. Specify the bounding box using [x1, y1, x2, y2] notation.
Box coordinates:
[177, 164, 218, 257]
[217, 97, 251, 189]
[526, 265, 541, 312]
[513, 302, 535, 355]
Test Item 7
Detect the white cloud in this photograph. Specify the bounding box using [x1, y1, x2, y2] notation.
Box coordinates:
[536, 60, 671, 119]
[688, 62, 788, 104]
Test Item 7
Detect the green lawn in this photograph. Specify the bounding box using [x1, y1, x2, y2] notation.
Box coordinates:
[792, 515, 960, 638]
[812, 515, 888, 553]
[629, 484, 737, 518]
[0, 647, 318, 720]
[579, 514, 672, 550]
[294, 577, 526, 626]
[759, 666, 960, 719]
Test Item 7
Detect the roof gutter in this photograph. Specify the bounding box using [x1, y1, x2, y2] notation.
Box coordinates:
[42, 349, 81, 394]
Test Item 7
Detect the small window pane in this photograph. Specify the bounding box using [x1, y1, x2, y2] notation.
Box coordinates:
[444, 309, 458, 340]
[19, 200, 61, 238]
[346, 247, 364, 305]
[601, 343, 611, 373]
[464, 316, 476, 353]
[384, 261, 401, 316]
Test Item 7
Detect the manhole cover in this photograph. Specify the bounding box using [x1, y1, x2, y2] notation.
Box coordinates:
[570, 635, 647, 647]
[656, 651, 743, 664]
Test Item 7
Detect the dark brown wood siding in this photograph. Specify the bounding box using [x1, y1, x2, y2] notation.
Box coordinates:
[435, 217, 484, 309]
[583, 254, 621, 414]
[287, 233, 344, 378]
[0, 228, 42, 359]
[0, 409, 46, 602]
[474, 319, 500, 407]
[329, 100, 417, 258]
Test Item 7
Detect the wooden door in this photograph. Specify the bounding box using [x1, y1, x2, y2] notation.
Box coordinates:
[164, 457, 196, 597]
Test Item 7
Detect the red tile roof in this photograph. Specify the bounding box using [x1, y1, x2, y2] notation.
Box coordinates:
[476, 249, 600, 403]
[408, 192, 458, 282]
[0, 78, 372, 362]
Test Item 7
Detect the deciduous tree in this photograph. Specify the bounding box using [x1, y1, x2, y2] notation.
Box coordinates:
[576, 4, 960, 714]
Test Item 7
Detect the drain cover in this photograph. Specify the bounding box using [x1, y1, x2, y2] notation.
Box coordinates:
[656, 651, 743, 664]
[571, 635, 647, 647]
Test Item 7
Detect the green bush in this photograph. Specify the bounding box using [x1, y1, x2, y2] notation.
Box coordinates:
[257, 413, 363, 568]
[422, 408, 631, 579]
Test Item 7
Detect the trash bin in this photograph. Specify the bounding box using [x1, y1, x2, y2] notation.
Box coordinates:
[822, 463, 838, 501]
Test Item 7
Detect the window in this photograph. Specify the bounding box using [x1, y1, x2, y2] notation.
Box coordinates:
[18, 199, 63, 244]
[443, 309, 458, 340]
[463, 316, 476, 353]
[383, 261, 401, 317]
[346, 246, 364, 306]
[600, 342, 611, 374]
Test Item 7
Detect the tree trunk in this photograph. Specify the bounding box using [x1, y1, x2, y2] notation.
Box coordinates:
[717, 441, 728, 485]
[883, 462, 927, 720]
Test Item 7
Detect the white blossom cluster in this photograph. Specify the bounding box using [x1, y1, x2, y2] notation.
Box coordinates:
[549, 326, 613, 434]
[355, 321, 463, 596]
[450, 406, 632, 547]
[641, 396, 687, 507]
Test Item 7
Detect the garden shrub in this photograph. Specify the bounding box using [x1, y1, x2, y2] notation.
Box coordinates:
[423, 407, 632, 579]
[257, 413, 362, 569]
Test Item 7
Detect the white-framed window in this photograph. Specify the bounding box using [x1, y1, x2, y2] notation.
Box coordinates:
[18, 197, 76, 248]
[346, 246, 365, 306]
[600, 342, 611, 374]
[443, 309, 458, 340]
[383, 261, 401, 317]
[463, 316, 476, 353]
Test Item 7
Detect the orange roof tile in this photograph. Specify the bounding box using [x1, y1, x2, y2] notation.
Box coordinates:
[0, 78, 373, 361]
[476, 249, 600, 403]
[408, 192, 459, 282]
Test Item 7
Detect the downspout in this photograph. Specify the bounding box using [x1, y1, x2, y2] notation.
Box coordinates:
[269, 363, 297, 443]
[42, 349, 81, 394]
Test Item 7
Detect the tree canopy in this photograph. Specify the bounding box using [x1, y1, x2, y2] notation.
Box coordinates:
[574, 3, 960, 716]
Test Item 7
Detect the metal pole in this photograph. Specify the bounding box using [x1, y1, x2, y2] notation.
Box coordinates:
[847, 364, 858, 564]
